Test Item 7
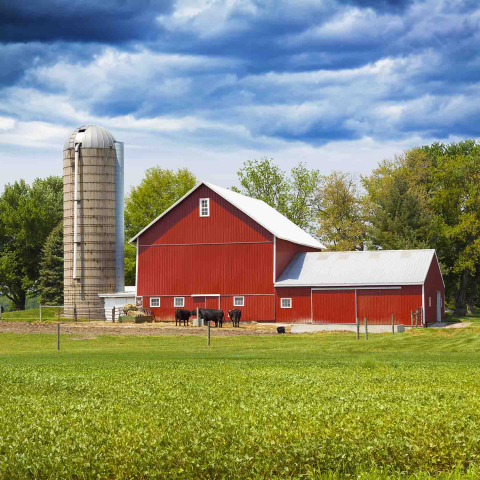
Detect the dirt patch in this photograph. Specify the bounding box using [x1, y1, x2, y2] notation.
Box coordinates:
[0, 321, 287, 337]
[445, 322, 472, 329]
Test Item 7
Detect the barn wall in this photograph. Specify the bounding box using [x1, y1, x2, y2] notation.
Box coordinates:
[275, 287, 311, 323]
[143, 294, 274, 322]
[423, 255, 445, 323]
[140, 184, 272, 245]
[275, 238, 319, 280]
[137, 243, 274, 296]
[356, 286, 423, 326]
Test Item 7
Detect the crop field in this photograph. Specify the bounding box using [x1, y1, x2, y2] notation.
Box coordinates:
[0, 315, 479, 479]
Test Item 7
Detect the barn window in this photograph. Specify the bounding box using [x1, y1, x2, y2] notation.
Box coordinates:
[200, 198, 210, 217]
[281, 298, 292, 308]
[174, 297, 184, 307]
[234, 296, 244, 307]
[429, 297, 432, 307]
[150, 297, 160, 307]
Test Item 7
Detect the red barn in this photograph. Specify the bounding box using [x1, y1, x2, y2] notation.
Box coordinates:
[130, 182, 445, 325]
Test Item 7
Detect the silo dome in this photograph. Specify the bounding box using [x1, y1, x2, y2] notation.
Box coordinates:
[64, 125, 116, 150]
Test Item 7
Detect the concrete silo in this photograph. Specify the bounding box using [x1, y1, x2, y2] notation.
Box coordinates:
[63, 125, 124, 319]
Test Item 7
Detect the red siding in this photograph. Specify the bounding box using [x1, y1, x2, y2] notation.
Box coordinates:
[144, 294, 274, 322]
[140, 185, 272, 245]
[206, 296, 220, 309]
[312, 289, 356, 324]
[221, 295, 274, 322]
[275, 238, 319, 280]
[137, 243, 274, 296]
[275, 288, 311, 323]
[357, 286, 422, 325]
[423, 255, 445, 323]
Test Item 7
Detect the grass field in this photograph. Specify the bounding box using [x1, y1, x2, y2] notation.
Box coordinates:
[0, 314, 479, 479]
[0, 306, 101, 322]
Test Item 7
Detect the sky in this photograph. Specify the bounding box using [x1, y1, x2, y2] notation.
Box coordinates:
[1, 0, 479, 192]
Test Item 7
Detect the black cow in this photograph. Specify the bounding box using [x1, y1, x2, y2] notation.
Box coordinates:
[175, 309, 192, 326]
[192, 308, 224, 328]
[228, 309, 242, 328]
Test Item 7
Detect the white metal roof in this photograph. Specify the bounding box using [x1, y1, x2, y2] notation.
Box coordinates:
[275, 249, 437, 287]
[130, 181, 325, 249]
[64, 125, 116, 150]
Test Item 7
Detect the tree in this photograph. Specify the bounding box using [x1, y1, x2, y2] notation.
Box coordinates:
[316, 171, 365, 251]
[361, 155, 432, 250]
[39, 222, 64, 305]
[233, 157, 321, 233]
[124, 167, 197, 285]
[363, 141, 480, 316]
[0, 177, 63, 309]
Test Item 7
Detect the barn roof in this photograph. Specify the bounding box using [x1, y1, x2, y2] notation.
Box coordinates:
[129, 181, 325, 250]
[275, 249, 438, 287]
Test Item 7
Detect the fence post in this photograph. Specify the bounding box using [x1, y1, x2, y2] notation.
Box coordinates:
[392, 314, 395, 335]
[365, 317, 368, 340]
[356, 317, 360, 341]
[415, 309, 419, 328]
[112, 307, 115, 323]
[57, 306, 60, 322]
[57, 323, 60, 351]
[74, 307, 77, 322]
[39, 304, 42, 322]
[207, 321, 211, 346]
[411, 311, 413, 328]
[196, 307, 200, 327]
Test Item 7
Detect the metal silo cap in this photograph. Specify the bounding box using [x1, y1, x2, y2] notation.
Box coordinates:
[64, 125, 116, 150]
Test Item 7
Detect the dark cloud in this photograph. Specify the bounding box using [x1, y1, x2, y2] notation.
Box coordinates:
[0, 0, 173, 42]
[340, 0, 413, 12]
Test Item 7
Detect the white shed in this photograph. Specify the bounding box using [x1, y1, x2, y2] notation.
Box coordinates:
[98, 286, 136, 321]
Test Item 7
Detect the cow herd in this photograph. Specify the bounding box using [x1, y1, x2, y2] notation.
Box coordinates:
[175, 308, 242, 327]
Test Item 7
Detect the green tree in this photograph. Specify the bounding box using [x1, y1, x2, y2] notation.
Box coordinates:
[124, 167, 197, 285]
[233, 157, 321, 232]
[38, 222, 64, 306]
[0, 177, 63, 309]
[363, 141, 480, 316]
[316, 171, 365, 251]
[362, 154, 432, 250]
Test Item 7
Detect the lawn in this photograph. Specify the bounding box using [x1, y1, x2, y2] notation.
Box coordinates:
[0, 314, 479, 479]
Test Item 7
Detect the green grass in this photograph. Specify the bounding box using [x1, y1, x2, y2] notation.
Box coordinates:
[0, 313, 479, 479]
[0, 306, 101, 322]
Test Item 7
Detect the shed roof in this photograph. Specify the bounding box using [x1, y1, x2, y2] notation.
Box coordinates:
[129, 181, 325, 250]
[275, 249, 437, 287]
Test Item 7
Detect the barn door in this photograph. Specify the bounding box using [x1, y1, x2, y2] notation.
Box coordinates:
[312, 289, 356, 324]
[193, 296, 205, 310]
[436, 292, 441, 322]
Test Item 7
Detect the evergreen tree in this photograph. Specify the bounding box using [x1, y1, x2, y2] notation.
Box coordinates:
[39, 222, 64, 306]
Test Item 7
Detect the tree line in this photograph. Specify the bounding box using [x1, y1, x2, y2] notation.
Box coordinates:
[1, 140, 478, 315]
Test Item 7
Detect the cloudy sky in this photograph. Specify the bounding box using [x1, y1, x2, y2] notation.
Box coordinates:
[1, 0, 479, 191]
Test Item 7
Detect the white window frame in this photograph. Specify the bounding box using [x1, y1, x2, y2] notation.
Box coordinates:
[150, 297, 160, 307]
[281, 298, 292, 309]
[233, 296, 244, 307]
[174, 297, 185, 308]
[429, 297, 432, 307]
[199, 198, 210, 217]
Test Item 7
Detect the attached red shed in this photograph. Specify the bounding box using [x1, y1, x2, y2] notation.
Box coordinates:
[275, 250, 445, 325]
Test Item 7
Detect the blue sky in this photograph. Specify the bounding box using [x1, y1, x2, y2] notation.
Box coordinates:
[1, 0, 479, 191]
